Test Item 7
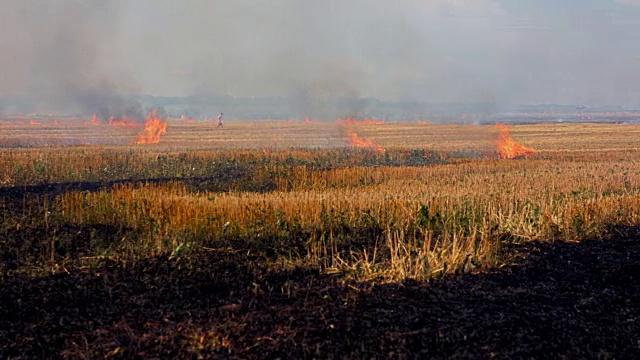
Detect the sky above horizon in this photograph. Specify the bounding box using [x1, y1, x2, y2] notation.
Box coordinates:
[1, 0, 639, 112]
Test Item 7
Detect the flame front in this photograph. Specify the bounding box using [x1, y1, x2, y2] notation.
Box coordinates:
[496, 124, 535, 159]
[346, 129, 385, 153]
[180, 114, 195, 123]
[338, 116, 385, 125]
[88, 113, 138, 127]
[109, 115, 139, 127]
[136, 109, 167, 144]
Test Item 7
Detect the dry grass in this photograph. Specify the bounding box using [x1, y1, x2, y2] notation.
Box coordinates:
[55, 157, 640, 281]
[2, 119, 640, 281]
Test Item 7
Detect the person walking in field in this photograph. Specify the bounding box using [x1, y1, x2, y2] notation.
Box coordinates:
[217, 112, 224, 128]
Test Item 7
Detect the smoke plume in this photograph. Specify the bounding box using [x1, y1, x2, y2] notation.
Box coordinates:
[0, 1, 141, 118]
[1, 0, 639, 118]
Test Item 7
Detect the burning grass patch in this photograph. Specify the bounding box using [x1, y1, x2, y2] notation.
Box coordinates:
[1, 122, 640, 357]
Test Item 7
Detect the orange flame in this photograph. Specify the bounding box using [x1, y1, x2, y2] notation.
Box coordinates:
[496, 124, 535, 159]
[180, 114, 196, 123]
[346, 129, 385, 153]
[29, 120, 41, 125]
[338, 116, 385, 125]
[136, 109, 167, 144]
[88, 113, 139, 127]
[109, 115, 139, 127]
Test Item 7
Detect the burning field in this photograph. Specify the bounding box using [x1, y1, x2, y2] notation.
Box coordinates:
[0, 110, 167, 147]
[1, 119, 640, 358]
[495, 123, 535, 159]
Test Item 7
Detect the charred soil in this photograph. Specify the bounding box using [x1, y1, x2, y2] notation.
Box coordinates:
[1, 235, 639, 359]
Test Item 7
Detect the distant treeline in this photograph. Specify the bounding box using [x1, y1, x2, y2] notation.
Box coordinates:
[1, 94, 637, 122]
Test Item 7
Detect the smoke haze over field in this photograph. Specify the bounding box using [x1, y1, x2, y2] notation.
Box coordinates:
[1, 0, 639, 115]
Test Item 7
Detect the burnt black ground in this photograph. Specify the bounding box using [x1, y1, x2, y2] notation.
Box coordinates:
[1, 234, 639, 359]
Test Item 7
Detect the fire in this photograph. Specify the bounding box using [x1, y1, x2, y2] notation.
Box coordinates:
[28, 120, 41, 125]
[136, 109, 167, 144]
[346, 128, 385, 153]
[109, 115, 139, 127]
[304, 115, 315, 124]
[180, 114, 196, 123]
[338, 116, 385, 125]
[87, 113, 138, 126]
[496, 124, 535, 159]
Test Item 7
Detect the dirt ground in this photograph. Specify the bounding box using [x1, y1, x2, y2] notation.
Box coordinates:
[1, 229, 639, 359]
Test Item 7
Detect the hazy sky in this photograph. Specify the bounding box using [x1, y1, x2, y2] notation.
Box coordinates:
[1, 0, 639, 109]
